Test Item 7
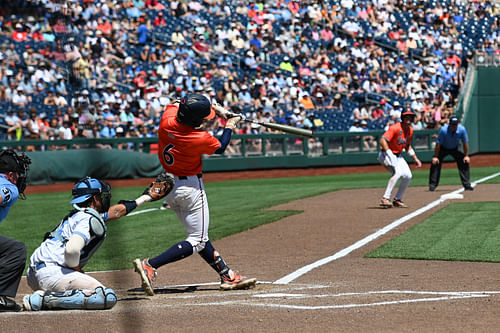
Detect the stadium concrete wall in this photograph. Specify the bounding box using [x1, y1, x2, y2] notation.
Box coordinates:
[465, 67, 500, 154]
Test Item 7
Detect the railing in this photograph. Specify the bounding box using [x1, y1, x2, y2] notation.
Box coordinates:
[474, 54, 500, 67]
[0, 130, 438, 158]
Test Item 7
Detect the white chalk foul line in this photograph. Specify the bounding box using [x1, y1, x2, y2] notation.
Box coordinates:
[275, 172, 500, 285]
[179, 290, 494, 311]
[126, 207, 160, 216]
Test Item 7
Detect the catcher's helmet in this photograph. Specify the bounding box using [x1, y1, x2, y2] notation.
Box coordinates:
[0, 148, 31, 199]
[177, 94, 215, 127]
[71, 177, 112, 210]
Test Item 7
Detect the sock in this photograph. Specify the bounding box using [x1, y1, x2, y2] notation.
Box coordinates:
[199, 240, 231, 278]
[149, 241, 193, 268]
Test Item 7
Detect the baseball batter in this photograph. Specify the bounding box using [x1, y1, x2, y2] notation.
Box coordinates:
[23, 176, 167, 311]
[133, 93, 256, 296]
[378, 110, 422, 208]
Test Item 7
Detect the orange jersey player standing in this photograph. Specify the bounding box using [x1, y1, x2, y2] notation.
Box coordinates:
[133, 94, 256, 296]
[377, 110, 422, 208]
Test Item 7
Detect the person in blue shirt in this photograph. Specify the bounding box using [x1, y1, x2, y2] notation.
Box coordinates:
[0, 148, 31, 312]
[429, 116, 473, 191]
[137, 20, 149, 45]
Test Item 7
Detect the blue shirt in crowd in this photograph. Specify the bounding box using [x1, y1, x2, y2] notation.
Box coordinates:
[436, 124, 468, 149]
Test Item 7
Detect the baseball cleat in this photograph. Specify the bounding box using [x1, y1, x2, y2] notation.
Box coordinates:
[0, 295, 21, 312]
[379, 198, 392, 208]
[393, 199, 408, 208]
[133, 258, 157, 296]
[220, 273, 257, 290]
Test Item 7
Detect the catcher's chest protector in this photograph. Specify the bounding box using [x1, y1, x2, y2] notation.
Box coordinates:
[45, 208, 107, 268]
[79, 208, 107, 267]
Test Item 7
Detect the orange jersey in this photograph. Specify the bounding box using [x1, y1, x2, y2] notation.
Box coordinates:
[382, 122, 413, 154]
[158, 104, 220, 176]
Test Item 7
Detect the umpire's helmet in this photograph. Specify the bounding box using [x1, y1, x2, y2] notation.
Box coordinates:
[71, 177, 112, 211]
[177, 94, 215, 127]
[0, 148, 31, 200]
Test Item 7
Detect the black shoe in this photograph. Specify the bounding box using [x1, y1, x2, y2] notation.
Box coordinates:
[0, 295, 21, 312]
[429, 186, 436, 192]
[464, 186, 474, 191]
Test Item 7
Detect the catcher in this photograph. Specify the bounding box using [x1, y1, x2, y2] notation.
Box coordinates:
[23, 173, 173, 311]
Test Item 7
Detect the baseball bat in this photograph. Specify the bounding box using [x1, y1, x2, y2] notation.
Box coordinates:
[242, 118, 313, 137]
[212, 105, 313, 137]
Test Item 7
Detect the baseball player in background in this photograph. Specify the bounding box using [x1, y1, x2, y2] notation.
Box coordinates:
[378, 110, 422, 208]
[133, 93, 256, 296]
[429, 116, 473, 191]
[23, 176, 164, 311]
[0, 149, 31, 312]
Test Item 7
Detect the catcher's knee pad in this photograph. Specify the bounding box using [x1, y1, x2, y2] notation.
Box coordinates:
[32, 287, 117, 310]
[86, 287, 117, 310]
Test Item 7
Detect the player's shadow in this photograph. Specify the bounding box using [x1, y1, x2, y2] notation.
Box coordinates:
[127, 285, 214, 295]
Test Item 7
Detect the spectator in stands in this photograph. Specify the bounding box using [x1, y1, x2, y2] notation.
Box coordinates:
[352, 103, 370, 121]
[192, 35, 212, 62]
[12, 87, 29, 108]
[5, 110, 21, 141]
[136, 17, 149, 45]
[329, 93, 343, 109]
[100, 116, 117, 139]
[43, 90, 57, 106]
[371, 102, 385, 120]
[26, 110, 43, 139]
[299, 92, 315, 109]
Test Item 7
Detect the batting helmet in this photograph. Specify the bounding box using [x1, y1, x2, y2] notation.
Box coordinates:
[0, 148, 31, 199]
[401, 109, 416, 120]
[71, 177, 112, 211]
[177, 94, 215, 127]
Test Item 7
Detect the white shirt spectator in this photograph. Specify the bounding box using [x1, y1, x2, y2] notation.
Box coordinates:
[59, 124, 73, 140]
[342, 19, 361, 34]
[341, 0, 354, 9]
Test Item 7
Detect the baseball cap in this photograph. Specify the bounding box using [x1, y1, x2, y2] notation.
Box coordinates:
[449, 116, 459, 125]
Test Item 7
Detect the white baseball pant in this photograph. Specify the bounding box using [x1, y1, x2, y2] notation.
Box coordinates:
[378, 151, 413, 201]
[165, 175, 210, 253]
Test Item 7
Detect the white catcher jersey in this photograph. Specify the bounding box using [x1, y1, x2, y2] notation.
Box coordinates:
[29, 210, 107, 268]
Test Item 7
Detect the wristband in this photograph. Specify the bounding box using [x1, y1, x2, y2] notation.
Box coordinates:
[135, 194, 152, 206]
[118, 200, 138, 214]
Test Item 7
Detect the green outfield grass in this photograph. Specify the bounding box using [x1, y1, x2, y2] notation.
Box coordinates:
[0, 166, 498, 272]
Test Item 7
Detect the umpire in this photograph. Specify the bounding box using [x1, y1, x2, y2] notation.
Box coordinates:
[429, 116, 473, 191]
[0, 148, 31, 312]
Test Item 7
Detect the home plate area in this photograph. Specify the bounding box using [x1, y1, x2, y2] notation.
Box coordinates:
[120, 282, 500, 311]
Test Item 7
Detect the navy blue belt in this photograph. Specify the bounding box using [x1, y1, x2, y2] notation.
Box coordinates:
[178, 174, 202, 180]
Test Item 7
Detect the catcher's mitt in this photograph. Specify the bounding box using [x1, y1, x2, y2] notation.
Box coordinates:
[143, 172, 175, 201]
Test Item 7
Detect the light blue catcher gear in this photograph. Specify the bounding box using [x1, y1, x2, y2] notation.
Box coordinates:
[45, 207, 107, 268]
[23, 287, 117, 311]
[71, 177, 112, 212]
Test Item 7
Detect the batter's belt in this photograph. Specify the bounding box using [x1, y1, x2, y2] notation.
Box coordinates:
[177, 173, 202, 180]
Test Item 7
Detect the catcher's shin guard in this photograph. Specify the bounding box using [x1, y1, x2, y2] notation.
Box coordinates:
[24, 287, 117, 310]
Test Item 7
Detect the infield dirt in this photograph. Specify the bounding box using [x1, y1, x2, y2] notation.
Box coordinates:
[4, 154, 500, 332]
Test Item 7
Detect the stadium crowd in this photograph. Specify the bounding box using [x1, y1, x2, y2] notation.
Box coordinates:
[0, 0, 498, 150]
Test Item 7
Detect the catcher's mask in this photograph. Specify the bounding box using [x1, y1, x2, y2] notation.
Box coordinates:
[177, 93, 215, 127]
[71, 177, 112, 212]
[0, 148, 31, 200]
